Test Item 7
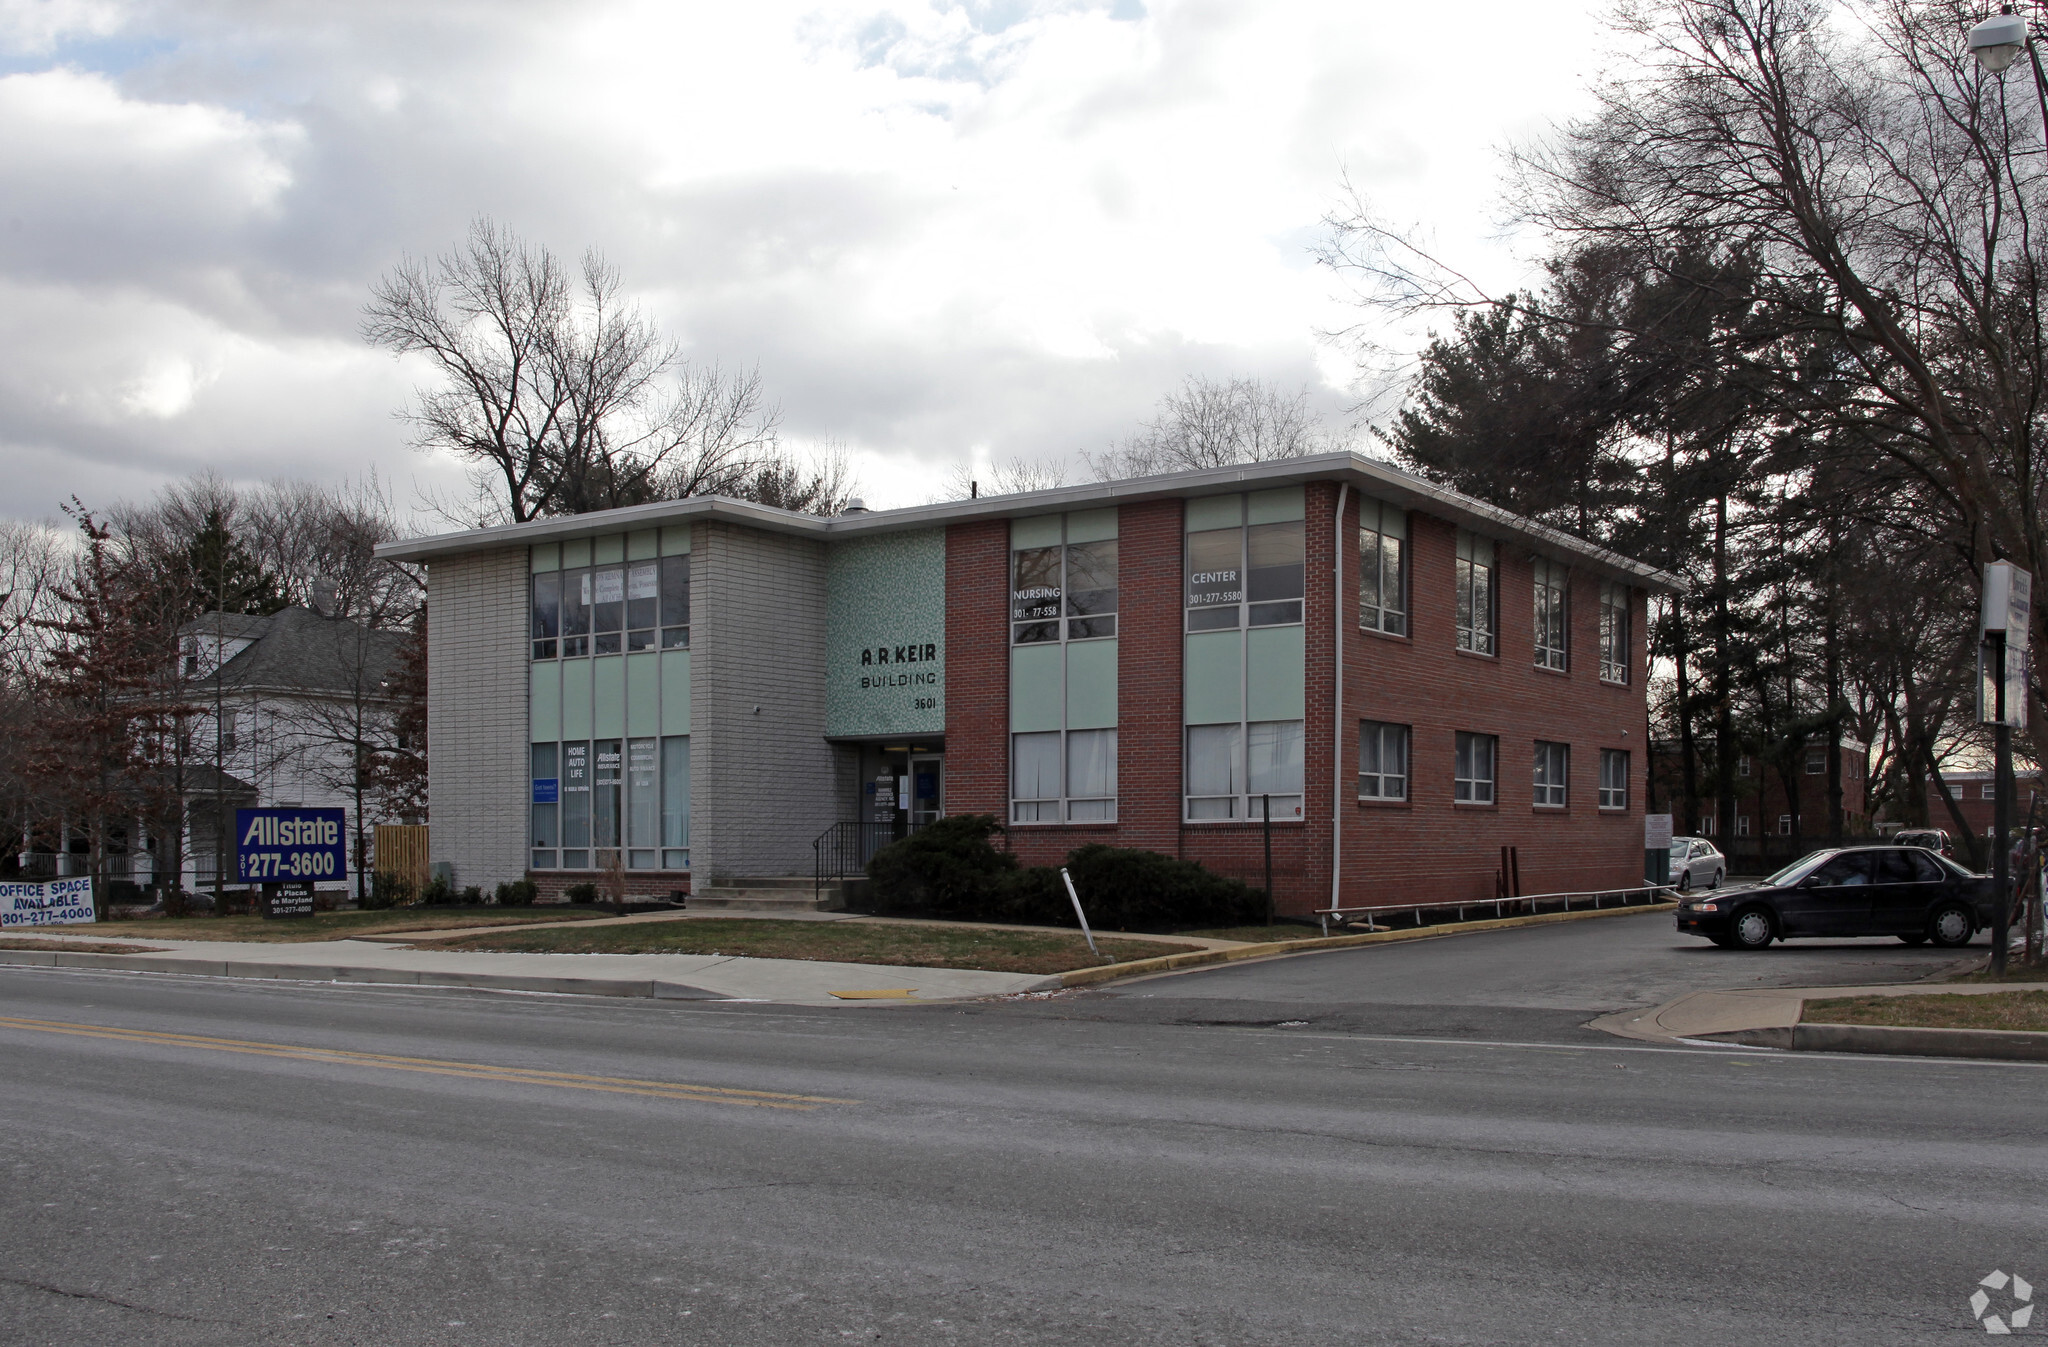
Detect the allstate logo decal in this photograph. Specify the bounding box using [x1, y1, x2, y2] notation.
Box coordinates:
[1972, 1270, 2034, 1334]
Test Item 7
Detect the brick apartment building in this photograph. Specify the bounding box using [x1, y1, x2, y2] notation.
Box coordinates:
[378, 453, 1678, 915]
[1652, 739, 1871, 858]
[1914, 769, 2046, 840]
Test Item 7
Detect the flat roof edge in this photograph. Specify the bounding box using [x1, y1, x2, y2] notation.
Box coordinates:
[373, 452, 1682, 590]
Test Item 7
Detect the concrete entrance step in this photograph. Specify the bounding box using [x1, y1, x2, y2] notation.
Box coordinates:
[690, 878, 846, 913]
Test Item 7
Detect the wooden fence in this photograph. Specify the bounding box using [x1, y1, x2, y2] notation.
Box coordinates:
[374, 825, 430, 891]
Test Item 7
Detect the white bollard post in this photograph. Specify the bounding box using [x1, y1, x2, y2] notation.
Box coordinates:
[1060, 867, 1102, 960]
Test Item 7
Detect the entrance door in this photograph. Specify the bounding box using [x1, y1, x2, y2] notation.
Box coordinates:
[909, 755, 944, 828]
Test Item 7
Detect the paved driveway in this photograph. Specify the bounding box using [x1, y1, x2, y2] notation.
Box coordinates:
[995, 908, 1978, 1042]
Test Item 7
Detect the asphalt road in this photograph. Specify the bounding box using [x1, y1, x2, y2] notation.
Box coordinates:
[1061, 906, 1980, 1042]
[3, 916, 2043, 1346]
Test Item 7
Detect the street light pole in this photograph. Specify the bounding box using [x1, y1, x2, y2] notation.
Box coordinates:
[1990, 626, 2013, 976]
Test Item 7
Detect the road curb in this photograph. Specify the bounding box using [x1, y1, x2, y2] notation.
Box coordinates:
[0, 949, 732, 1000]
[1710, 1022, 2048, 1061]
[1058, 900, 1679, 989]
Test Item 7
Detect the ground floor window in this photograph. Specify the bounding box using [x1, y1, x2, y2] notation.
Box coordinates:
[531, 735, 688, 870]
[1532, 740, 1569, 808]
[1012, 729, 1117, 823]
[1358, 720, 1409, 800]
[1455, 732, 1496, 804]
[1598, 748, 1629, 810]
[1736, 814, 1751, 837]
[1186, 720, 1303, 821]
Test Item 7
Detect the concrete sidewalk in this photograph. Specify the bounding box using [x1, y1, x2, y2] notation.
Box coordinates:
[1594, 978, 2048, 1055]
[0, 934, 1058, 1005]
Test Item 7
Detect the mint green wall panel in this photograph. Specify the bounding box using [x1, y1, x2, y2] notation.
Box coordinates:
[1246, 625, 1306, 722]
[594, 535, 624, 564]
[824, 529, 946, 737]
[660, 650, 691, 735]
[627, 529, 658, 560]
[562, 538, 591, 568]
[1066, 508, 1118, 543]
[1011, 643, 1063, 733]
[1186, 495, 1241, 532]
[1010, 515, 1061, 549]
[660, 524, 691, 554]
[561, 659, 593, 740]
[531, 543, 559, 573]
[1248, 486, 1305, 524]
[530, 661, 560, 744]
[592, 656, 625, 737]
[1184, 629, 1242, 725]
[1065, 639, 1118, 729]
[626, 651, 660, 736]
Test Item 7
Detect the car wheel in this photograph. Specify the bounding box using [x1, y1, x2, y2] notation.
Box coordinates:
[1677, 868, 1693, 893]
[1730, 906, 1775, 950]
[1710, 869, 1723, 890]
[1928, 903, 1975, 949]
[1898, 933, 1928, 946]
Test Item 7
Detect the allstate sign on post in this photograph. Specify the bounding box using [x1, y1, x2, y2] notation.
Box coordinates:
[236, 807, 346, 884]
[1, 876, 96, 927]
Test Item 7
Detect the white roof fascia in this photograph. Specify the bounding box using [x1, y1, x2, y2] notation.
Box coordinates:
[374, 452, 1683, 591]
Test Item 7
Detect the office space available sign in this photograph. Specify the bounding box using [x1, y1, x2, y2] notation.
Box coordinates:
[236, 807, 347, 883]
[1, 876, 95, 927]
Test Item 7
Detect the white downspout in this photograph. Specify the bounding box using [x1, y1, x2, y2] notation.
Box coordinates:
[1332, 484, 1349, 917]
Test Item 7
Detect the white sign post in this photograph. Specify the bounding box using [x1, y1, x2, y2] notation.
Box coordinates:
[0, 876, 96, 928]
[1980, 560, 2032, 975]
[1644, 814, 1674, 887]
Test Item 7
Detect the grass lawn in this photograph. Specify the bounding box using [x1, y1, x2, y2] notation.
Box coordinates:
[421, 918, 1201, 974]
[93, 907, 612, 944]
[1172, 925, 1329, 943]
[0, 936, 164, 954]
[1803, 990, 2048, 1033]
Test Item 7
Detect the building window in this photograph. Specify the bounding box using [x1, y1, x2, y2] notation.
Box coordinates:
[1067, 729, 1117, 821]
[1533, 740, 1569, 808]
[1736, 754, 1751, 777]
[1982, 782, 1997, 800]
[535, 539, 688, 660]
[1013, 520, 1118, 644]
[1187, 496, 1304, 632]
[1186, 721, 1303, 821]
[535, 736, 687, 870]
[1599, 581, 1630, 684]
[1359, 498, 1407, 636]
[1805, 747, 1826, 775]
[1358, 720, 1409, 800]
[1455, 731, 1497, 804]
[1533, 557, 1567, 671]
[1777, 814, 1793, 836]
[1455, 531, 1495, 655]
[1736, 814, 1751, 837]
[1697, 815, 1716, 836]
[1598, 748, 1629, 809]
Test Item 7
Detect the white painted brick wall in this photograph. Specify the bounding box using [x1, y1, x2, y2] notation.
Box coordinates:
[427, 547, 529, 891]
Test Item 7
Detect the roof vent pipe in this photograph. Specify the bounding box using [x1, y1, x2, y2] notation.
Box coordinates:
[311, 576, 338, 617]
[843, 498, 869, 515]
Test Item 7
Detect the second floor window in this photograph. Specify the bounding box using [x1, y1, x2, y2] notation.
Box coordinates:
[1013, 521, 1118, 644]
[1532, 557, 1567, 670]
[1599, 581, 1630, 683]
[1456, 531, 1495, 655]
[1187, 494, 1304, 632]
[1359, 498, 1407, 635]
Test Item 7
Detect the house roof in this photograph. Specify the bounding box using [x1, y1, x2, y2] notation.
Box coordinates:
[186, 606, 408, 697]
[374, 451, 1685, 592]
[181, 611, 274, 643]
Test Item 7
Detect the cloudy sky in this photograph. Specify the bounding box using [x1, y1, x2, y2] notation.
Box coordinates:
[0, 0, 1607, 526]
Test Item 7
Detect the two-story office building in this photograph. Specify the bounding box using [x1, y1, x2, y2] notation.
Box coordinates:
[376, 453, 1679, 914]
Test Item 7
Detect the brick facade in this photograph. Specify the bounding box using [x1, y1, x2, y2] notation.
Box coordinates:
[425, 547, 530, 892]
[942, 487, 1649, 916]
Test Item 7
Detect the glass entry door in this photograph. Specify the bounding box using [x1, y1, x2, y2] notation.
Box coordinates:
[909, 755, 944, 828]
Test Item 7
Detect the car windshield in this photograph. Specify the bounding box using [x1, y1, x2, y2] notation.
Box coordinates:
[1763, 850, 1838, 887]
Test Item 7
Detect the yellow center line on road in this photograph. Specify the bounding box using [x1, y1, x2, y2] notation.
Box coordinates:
[0, 1015, 858, 1111]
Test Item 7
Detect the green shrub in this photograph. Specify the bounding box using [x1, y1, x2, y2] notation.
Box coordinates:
[1052, 844, 1264, 929]
[421, 871, 453, 905]
[495, 878, 537, 907]
[564, 882, 600, 904]
[364, 870, 413, 910]
[459, 884, 484, 905]
[865, 814, 1018, 917]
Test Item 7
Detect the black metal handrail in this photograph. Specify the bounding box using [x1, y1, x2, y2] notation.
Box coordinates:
[814, 821, 908, 900]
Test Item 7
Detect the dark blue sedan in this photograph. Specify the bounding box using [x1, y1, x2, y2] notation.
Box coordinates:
[1675, 846, 1996, 951]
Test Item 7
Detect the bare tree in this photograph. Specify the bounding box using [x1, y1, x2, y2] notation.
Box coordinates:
[733, 443, 861, 515]
[1087, 375, 1333, 480]
[363, 218, 782, 524]
[940, 456, 1070, 501]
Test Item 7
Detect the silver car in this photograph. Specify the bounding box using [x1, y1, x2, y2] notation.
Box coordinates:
[1670, 837, 1726, 891]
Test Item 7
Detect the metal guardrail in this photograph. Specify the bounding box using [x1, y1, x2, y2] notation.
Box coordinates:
[813, 821, 910, 901]
[1313, 884, 1679, 936]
